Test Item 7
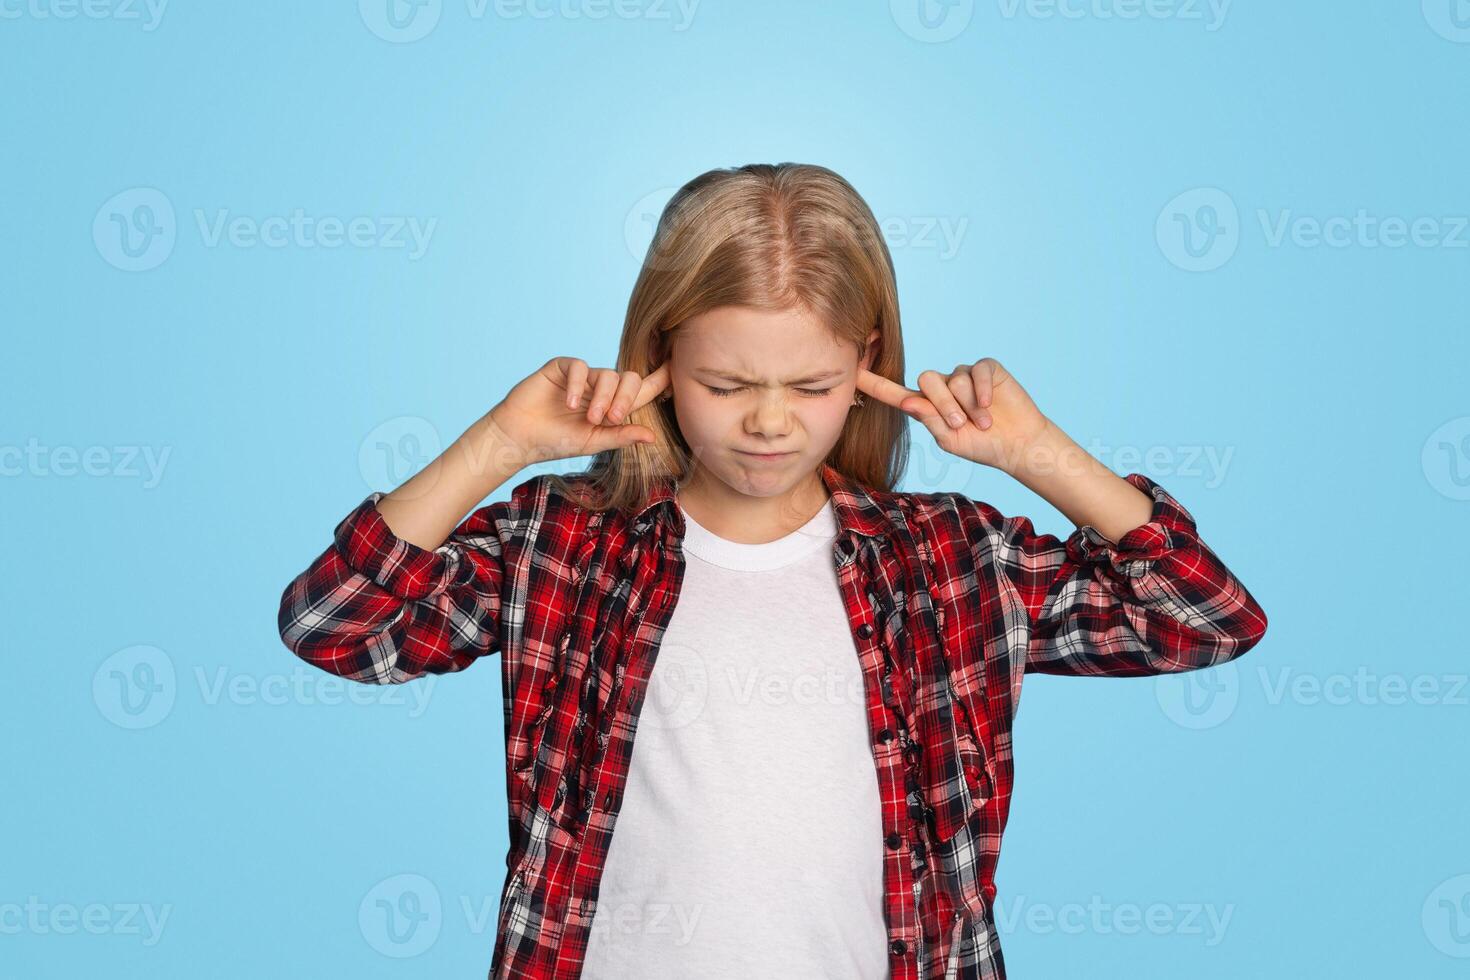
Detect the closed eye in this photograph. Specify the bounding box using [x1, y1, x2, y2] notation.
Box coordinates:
[704, 385, 833, 398]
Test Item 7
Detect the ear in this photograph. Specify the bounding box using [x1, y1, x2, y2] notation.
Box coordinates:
[859, 328, 881, 371]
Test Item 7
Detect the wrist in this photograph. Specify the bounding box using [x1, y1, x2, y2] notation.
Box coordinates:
[1001, 418, 1106, 501]
[457, 410, 530, 487]
[999, 416, 1067, 482]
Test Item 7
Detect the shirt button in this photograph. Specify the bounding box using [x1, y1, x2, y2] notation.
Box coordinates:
[889, 939, 908, 956]
[885, 832, 902, 849]
[876, 728, 894, 744]
[856, 623, 874, 639]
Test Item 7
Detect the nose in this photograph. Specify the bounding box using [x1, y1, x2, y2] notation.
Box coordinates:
[743, 390, 794, 439]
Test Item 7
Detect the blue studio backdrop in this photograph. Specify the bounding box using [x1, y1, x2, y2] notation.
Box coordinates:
[3, 2, 1467, 977]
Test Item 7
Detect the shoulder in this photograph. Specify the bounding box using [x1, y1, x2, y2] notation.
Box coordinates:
[883, 487, 987, 542]
[886, 486, 981, 520]
[503, 469, 603, 520]
[457, 469, 603, 541]
[882, 487, 1043, 558]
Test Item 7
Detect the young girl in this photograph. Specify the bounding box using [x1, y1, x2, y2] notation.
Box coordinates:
[277, 163, 1267, 980]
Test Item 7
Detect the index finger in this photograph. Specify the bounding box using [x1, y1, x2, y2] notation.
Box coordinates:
[856, 367, 926, 410]
[630, 361, 672, 411]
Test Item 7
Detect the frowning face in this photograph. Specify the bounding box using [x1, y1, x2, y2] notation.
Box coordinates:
[668, 305, 879, 500]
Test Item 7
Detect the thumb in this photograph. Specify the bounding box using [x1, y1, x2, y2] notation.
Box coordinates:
[585, 424, 657, 453]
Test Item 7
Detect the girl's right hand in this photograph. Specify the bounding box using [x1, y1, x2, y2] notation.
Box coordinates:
[484, 356, 671, 465]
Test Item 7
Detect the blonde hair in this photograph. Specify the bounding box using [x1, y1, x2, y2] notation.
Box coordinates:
[550, 162, 910, 514]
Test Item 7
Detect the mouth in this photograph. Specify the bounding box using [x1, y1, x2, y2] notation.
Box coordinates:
[736, 450, 796, 461]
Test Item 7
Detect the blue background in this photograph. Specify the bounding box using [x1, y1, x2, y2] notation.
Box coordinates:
[4, 1, 1467, 976]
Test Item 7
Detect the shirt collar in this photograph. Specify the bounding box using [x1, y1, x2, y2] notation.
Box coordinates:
[633, 460, 891, 541]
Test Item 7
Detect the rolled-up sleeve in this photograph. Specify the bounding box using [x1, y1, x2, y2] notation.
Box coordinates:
[965, 473, 1268, 676]
[276, 489, 519, 684]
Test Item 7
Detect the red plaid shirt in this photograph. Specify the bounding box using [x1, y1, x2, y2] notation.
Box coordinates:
[277, 461, 1267, 979]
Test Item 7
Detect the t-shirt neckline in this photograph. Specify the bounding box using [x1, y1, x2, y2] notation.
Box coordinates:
[677, 498, 837, 571]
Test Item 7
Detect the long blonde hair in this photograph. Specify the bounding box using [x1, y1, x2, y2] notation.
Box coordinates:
[550, 162, 910, 514]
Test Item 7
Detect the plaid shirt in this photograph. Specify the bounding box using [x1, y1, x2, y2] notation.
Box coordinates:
[277, 461, 1267, 979]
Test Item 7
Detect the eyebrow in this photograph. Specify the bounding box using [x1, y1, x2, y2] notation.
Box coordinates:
[694, 368, 844, 386]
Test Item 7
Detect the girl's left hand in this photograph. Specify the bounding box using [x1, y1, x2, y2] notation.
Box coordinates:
[856, 358, 1051, 472]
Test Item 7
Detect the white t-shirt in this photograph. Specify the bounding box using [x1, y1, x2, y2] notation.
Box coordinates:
[580, 497, 888, 979]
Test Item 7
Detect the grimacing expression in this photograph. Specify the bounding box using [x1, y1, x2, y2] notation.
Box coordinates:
[668, 306, 878, 498]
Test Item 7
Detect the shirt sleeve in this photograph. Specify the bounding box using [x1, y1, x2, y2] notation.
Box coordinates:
[275, 485, 524, 684]
[962, 472, 1268, 676]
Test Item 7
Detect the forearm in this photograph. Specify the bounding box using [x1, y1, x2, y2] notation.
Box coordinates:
[1002, 418, 1153, 543]
[374, 413, 528, 552]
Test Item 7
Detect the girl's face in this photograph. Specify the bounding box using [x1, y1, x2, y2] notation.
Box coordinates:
[668, 305, 879, 500]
